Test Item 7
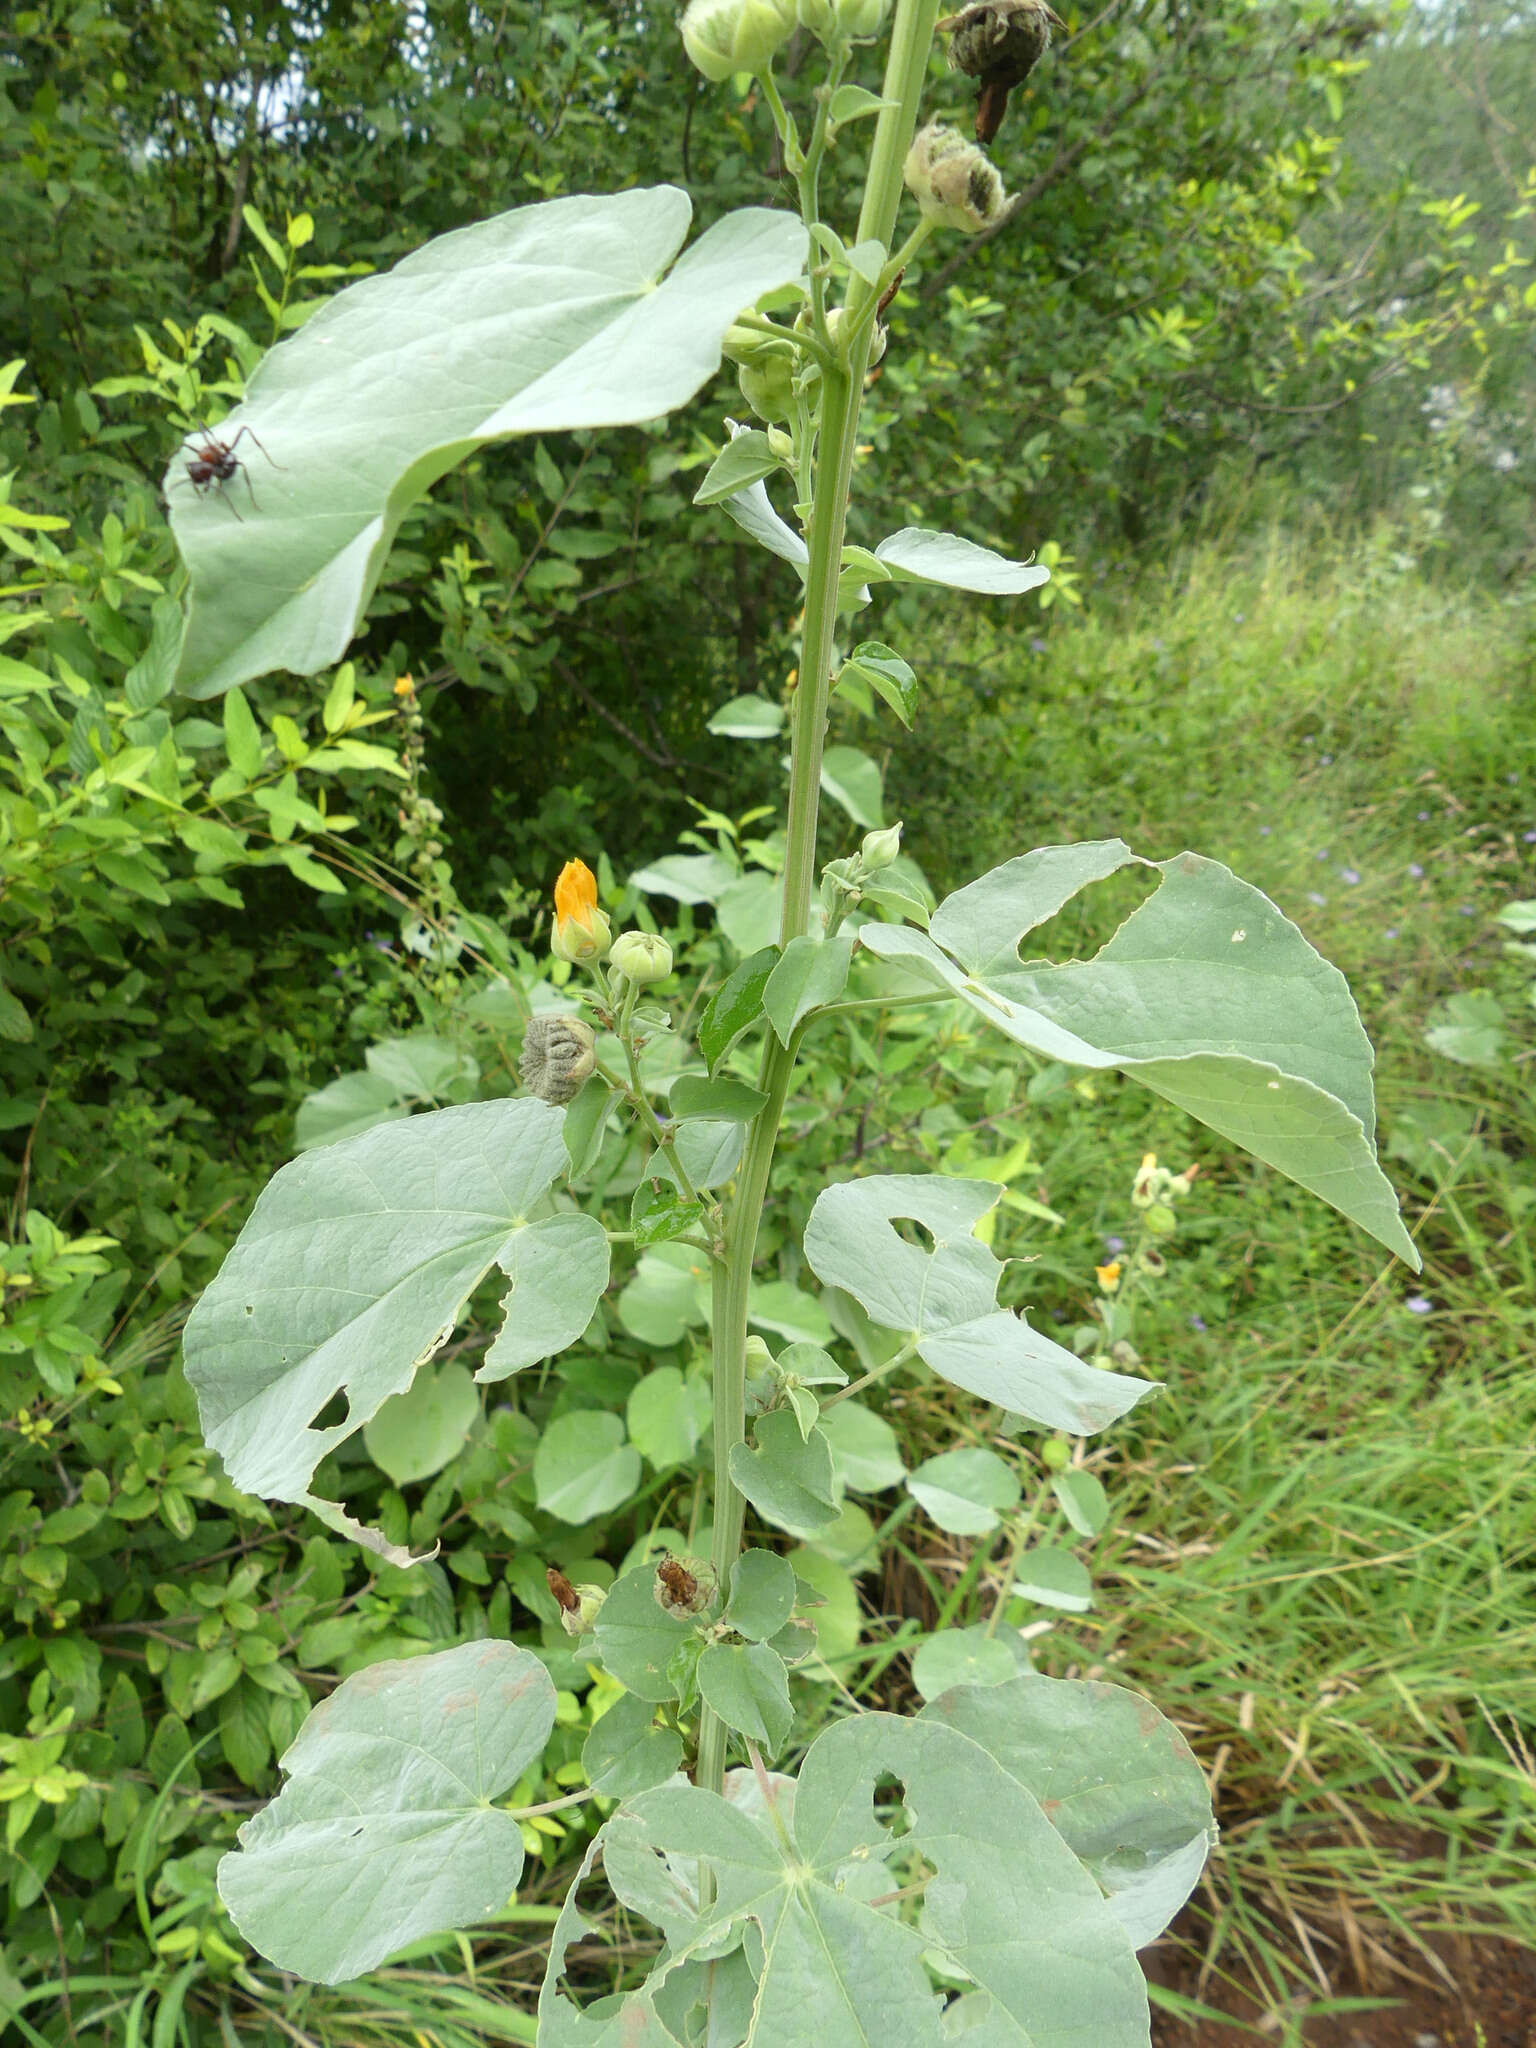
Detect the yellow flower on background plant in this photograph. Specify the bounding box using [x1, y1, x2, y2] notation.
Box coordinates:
[552, 858, 611, 964]
[1095, 1260, 1122, 1292]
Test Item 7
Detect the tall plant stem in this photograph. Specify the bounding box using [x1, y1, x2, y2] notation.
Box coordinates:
[697, 0, 941, 1802]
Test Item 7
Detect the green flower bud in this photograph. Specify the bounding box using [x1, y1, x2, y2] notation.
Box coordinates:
[681, 0, 797, 82]
[766, 425, 796, 461]
[1040, 1436, 1071, 1470]
[743, 1336, 775, 1370]
[797, 0, 891, 45]
[821, 305, 888, 367]
[859, 822, 903, 872]
[519, 1015, 596, 1105]
[738, 351, 798, 423]
[550, 903, 611, 965]
[609, 930, 674, 985]
[903, 122, 1010, 234]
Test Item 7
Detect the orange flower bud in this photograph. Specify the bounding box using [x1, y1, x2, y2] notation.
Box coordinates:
[551, 859, 610, 964]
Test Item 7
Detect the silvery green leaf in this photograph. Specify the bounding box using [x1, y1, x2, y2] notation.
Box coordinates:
[362, 1362, 479, 1487]
[924, 1676, 1215, 1949]
[172, 193, 808, 696]
[706, 693, 786, 737]
[910, 1624, 1025, 1700]
[860, 848, 1418, 1266]
[183, 1101, 609, 1548]
[697, 1640, 793, 1752]
[219, 1642, 554, 1983]
[763, 933, 854, 1045]
[804, 1174, 1155, 1435]
[907, 1445, 1022, 1535]
[818, 1398, 906, 1492]
[871, 526, 1052, 596]
[694, 433, 782, 506]
[593, 1564, 702, 1704]
[723, 1550, 797, 1642]
[629, 850, 739, 905]
[729, 1410, 840, 1533]
[582, 1691, 684, 1799]
[819, 743, 884, 828]
[534, 1412, 641, 1525]
[1014, 1546, 1094, 1612]
[540, 1712, 1154, 2048]
[715, 421, 810, 567]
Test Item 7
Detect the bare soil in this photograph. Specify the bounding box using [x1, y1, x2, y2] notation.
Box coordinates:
[1146, 1929, 1536, 2047]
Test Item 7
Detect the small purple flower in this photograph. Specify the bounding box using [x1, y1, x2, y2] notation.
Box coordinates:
[1384, 927, 1400, 940]
[1150, 637, 1165, 652]
[1320, 753, 1334, 767]
[1523, 830, 1536, 844]
[1316, 849, 1330, 862]
[1188, 1314, 1207, 1333]
[1417, 810, 1430, 821]
[1103, 1235, 1126, 1255]
[1457, 904, 1475, 916]
[1030, 637, 1048, 653]
[1507, 774, 1519, 785]
[1233, 612, 1245, 623]
[1307, 891, 1327, 907]
[1408, 863, 1424, 879]
[1259, 824, 1273, 836]
[1340, 867, 1361, 885]
[1405, 1295, 1432, 1315]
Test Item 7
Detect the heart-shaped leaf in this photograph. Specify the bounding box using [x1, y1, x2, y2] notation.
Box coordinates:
[861, 846, 1418, 1265]
[183, 1100, 608, 1554]
[219, 1642, 554, 1983]
[170, 191, 808, 696]
[804, 1173, 1156, 1435]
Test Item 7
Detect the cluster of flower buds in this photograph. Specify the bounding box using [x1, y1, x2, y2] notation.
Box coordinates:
[1130, 1151, 1198, 1237]
[820, 822, 904, 918]
[519, 1015, 596, 1106]
[937, 0, 1062, 142]
[903, 123, 1010, 235]
[797, 0, 891, 47]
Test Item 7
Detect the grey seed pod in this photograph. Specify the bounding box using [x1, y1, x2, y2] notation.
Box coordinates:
[937, 0, 1061, 85]
[519, 1014, 597, 1105]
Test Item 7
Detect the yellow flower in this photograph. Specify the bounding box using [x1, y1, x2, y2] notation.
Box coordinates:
[1095, 1260, 1122, 1293]
[392, 673, 415, 698]
[551, 859, 611, 965]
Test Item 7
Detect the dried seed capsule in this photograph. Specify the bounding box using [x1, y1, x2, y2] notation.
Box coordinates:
[903, 123, 1010, 235]
[519, 1015, 597, 1105]
[937, 0, 1063, 141]
[654, 1552, 717, 1619]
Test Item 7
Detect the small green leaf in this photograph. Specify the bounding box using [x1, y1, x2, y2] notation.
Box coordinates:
[593, 1565, 699, 1704]
[220, 1645, 553, 1983]
[911, 1625, 1024, 1702]
[627, 1367, 709, 1470]
[562, 1074, 618, 1180]
[747, 1279, 833, 1346]
[668, 1074, 768, 1123]
[696, 1640, 792, 1752]
[363, 1363, 479, 1487]
[723, 1550, 796, 1642]
[706, 692, 786, 738]
[616, 1242, 711, 1345]
[907, 1446, 1021, 1535]
[582, 1692, 683, 1798]
[836, 640, 919, 726]
[699, 946, 778, 1070]
[762, 934, 854, 1046]
[1051, 1467, 1109, 1536]
[222, 687, 264, 779]
[818, 1399, 905, 1492]
[1014, 1545, 1094, 1612]
[818, 743, 884, 828]
[534, 1412, 641, 1525]
[630, 1180, 707, 1248]
[729, 1411, 839, 1533]
[694, 435, 782, 506]
[827, 84, 893, 126]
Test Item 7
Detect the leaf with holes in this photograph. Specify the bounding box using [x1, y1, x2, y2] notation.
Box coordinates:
[183, 1100, 608, 1558]
[860, 844, 1417, 1266]
[540, 1710, 1156, 2047]
[219, 1642, 554, 1983]
[804, 1173, 1155, 1435]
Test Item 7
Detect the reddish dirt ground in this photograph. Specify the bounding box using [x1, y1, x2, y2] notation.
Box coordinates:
[1146, 1932, 1536, 2047]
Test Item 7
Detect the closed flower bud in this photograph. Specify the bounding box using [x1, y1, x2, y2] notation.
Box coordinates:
[903, 122, 1010, 234]
[766, 426, 796, 461]
[859, 822, 903, 872]
[738, 351, 798, 424]
[551, 857, 611, 964]
[821, 305, 888, 367]
[797, 0, 891, 45]
[610, 931, 673, 984]
[519, 1015, 596, 1105]
[681, 0, 797, 81]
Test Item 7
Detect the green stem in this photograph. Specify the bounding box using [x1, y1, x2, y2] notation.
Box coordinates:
[696, 0, 941, 1800]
